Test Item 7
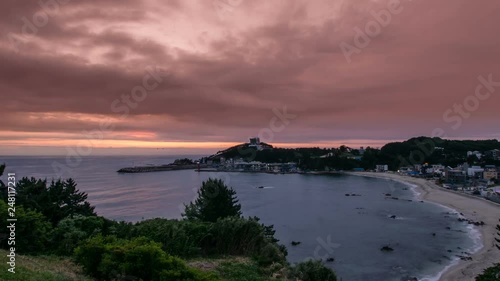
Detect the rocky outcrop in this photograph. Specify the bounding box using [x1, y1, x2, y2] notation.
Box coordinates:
[380, 245, 394, 252]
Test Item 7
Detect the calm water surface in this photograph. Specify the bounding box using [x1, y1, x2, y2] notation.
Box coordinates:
[1, 156, 480, 281]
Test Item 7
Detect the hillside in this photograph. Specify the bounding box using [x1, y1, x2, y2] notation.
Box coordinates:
[0, 249, 91, 281]
[204, 137, 500, 171]
[378, 137, 500, 170]
[0, 250, 282, 281]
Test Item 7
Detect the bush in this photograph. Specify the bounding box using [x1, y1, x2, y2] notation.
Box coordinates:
[102, 218, 135, 238]
[216, 262, 269, 281]
[289, 260, 337, 281]
[476, 263, 500, 281]
[202, 217, 286, 265]
[51, 215, 135, 255]
[74, 235, 219, 281]
[183, 178, 242, 222]
[254, 244, 285, 266]
[0, 201, 52, 254]
[52, 215, 106, 255]
[132, 218, 211, 257]
[129, 217, 286, 265]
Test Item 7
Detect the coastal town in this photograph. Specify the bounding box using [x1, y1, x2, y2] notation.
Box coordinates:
[391, 159, 500, 204]
[206, 154, 500, 204]
[118, 137, 500, 205]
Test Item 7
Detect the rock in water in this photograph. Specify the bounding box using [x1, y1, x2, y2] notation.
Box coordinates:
[381, 245, 394, 252]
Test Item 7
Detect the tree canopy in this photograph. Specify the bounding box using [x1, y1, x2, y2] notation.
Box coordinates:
[13, 177, 95, 226]
[206, 137, 500, 171]
[183, 178, 242, 222]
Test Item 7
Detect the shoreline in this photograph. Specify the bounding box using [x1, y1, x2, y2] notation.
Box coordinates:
[344, 171, 500, 281]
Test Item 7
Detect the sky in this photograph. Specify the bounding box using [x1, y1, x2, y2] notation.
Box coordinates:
[0, 0, 499, 156]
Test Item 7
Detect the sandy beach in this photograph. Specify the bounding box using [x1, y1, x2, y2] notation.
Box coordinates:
[345, 172, 500, 281]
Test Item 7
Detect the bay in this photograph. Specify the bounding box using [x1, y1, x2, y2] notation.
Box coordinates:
[0, 155, 480, 281]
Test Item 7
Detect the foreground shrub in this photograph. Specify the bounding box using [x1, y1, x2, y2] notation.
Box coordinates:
[133, 218, 211, 257]
[0, 201, 52, 254]
[476, 263, 500, 281]
[74, 235, 219, 281]
[216, 261, 269, 281]
[102, 218, 135, 238]
[202, 217, 286, 265]
[289, 260, 337, 281]
[52, 215, 106, 255]
[132, 216, 286, 266]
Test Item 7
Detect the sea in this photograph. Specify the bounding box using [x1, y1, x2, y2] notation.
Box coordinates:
[0, 155, 482, 281]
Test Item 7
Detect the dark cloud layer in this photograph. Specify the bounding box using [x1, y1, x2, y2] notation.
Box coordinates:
[1, 0, 499, 154]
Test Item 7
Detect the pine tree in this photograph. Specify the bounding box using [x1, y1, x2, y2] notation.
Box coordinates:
[15, 177, 95, 225]
[183, 178, 242, 222]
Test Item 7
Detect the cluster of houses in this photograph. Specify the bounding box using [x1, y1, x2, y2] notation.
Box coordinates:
[376, 150, 500, 203]
[392, 163, 499, 185]
[216, 157, 299, 173]
[467, 149, 500, 160]
[444, 164, 500, 203]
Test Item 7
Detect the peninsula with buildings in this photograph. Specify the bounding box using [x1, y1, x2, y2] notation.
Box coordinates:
[118, 136, 500, 203]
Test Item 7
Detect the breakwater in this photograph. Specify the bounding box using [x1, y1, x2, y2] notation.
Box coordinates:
[117, 164, 206, 173]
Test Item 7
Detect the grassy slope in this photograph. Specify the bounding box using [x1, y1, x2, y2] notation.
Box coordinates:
[188, 257, 284, 281]
[0, 250, 280, 281]
[0, 250, 91, 281]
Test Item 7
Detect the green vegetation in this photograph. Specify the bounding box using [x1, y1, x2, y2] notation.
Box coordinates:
[7, 177, 95, 226]
[51, 215, 107, 255]
[75, 235, 219, 281]
[0, 249, 91, 281]
[131, 218, 211, 257]
[173, 158, 196, 165]
[288, 260, 337, 281]
[0, 201, 52, 254]
[475, 263, 500, 281]
[207, 137, 500, 171]
[183, 178, 242, 222]
[0, 172, 337, 280]
[129, 216, 285, 265]
[216, 261, 276, 281]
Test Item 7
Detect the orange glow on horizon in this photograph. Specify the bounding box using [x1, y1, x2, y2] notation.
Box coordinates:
[0, 136, 388, 153]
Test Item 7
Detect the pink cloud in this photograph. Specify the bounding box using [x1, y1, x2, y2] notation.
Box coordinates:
[0, 0, 499, 154]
